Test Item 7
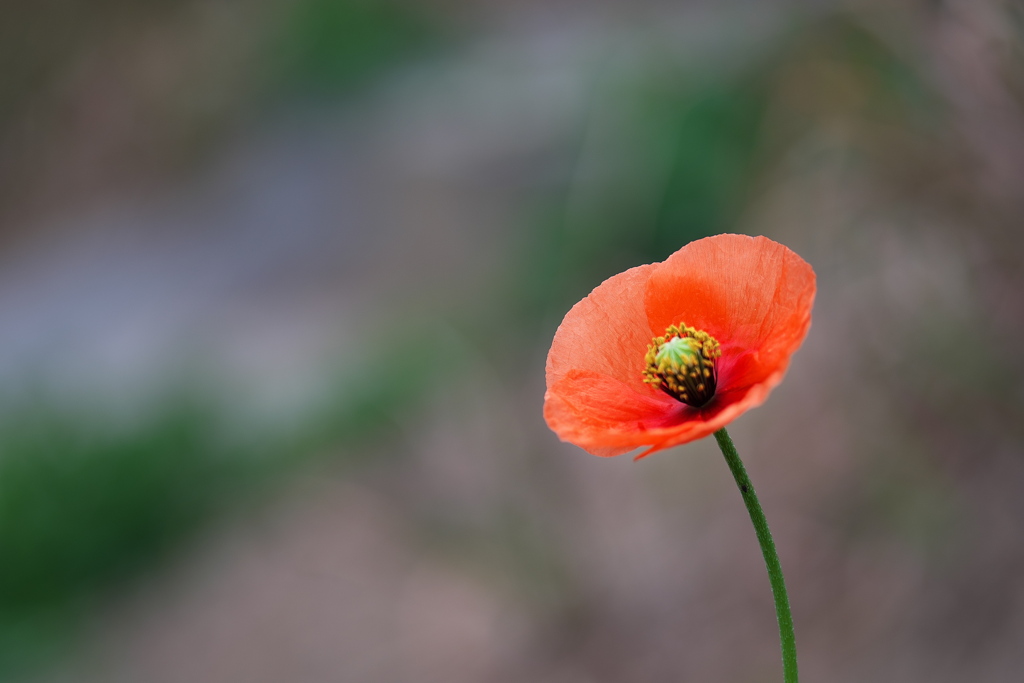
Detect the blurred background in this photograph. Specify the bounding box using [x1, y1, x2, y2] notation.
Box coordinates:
[1, 0, 1023, 681]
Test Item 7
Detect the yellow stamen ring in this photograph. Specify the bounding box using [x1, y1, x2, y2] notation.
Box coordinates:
[643, 323, 721, 407]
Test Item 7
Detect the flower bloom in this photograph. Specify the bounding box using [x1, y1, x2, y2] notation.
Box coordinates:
[544, 234, 816, 458]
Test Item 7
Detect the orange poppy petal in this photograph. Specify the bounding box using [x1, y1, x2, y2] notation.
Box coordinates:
[544, 371, 774, 458]
[544, 370, 681, 457]
[546, 263, 660, 393]
[644, 234, 815, 395]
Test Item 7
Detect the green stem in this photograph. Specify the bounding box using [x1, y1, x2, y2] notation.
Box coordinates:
[713, 427, 799, 683]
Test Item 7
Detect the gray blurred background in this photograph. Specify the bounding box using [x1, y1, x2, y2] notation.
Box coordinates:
[1, 0, 1023, 681]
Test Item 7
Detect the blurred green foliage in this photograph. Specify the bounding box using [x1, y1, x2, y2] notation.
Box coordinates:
[0, 397, 241, 677]
[0, 327, 457, 680]
[513, 15, 934, 337]
[0, 0, 453, 673]
[0, 401, 233, 614]
[645, 81, 769, 258]
[514, 75, 773, 339]
[271, 0, 440, 95]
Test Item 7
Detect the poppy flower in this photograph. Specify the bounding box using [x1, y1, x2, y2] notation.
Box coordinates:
[544, 233, 815, 458]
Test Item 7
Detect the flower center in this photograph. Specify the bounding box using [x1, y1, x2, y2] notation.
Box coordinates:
[643, 323, 721, 407]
